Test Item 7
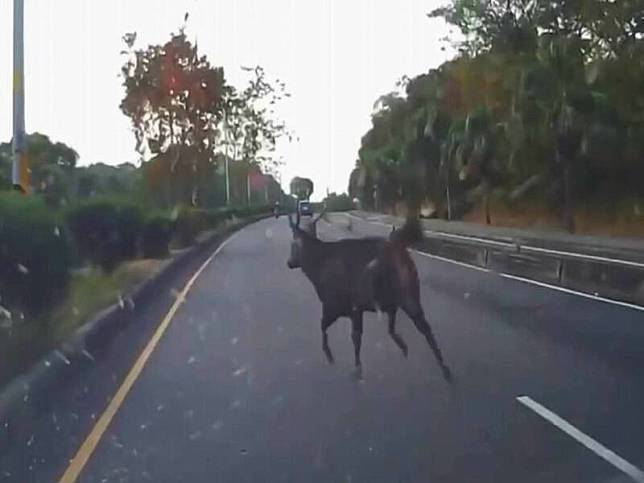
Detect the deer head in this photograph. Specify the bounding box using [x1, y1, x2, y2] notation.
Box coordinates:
[286, 206, 328, 268]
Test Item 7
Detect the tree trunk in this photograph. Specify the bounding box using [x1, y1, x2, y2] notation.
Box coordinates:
[446, 178, 452, 221]
[247, 172, 251, 206]
[563, 162, 575, 233]
[484, 179, 491, 225]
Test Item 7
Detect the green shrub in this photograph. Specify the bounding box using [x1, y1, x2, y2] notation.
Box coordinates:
[234, 205, 271, 218]
[65, 198, 144, 271]
[0, 192, 72, 317]
[203, 208, 230, 227]
[171, 207, 209, 248]
[142, 214, 173, 258]
[322, 193, 354, 212]
[171, 205, 269, 248]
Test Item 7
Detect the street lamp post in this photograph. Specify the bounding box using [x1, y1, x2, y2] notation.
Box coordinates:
[12, 0, 28, 193]
[222, 110, 231, 205]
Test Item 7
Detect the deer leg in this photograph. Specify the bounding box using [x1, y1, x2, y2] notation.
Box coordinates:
[321, 314, 337, 364]
[404, 306, 452, 382]
[350, 311, 363, 368]
[387, 309, 408, 357]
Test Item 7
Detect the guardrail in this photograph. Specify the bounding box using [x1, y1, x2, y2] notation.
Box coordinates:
[423, 228, 644, 269]
[337, 213, 644, 309]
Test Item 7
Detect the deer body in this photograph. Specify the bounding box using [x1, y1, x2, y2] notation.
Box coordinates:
[287, 213, 452, 381]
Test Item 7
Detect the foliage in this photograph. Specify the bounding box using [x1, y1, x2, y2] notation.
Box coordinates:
[0, 193, 72, 317]
[289, 176, 314, 200]
[75, 163, 141, 200]
[120, 26, 226, 207]
[0, 133, 78, 206]
[65, 198, 145, 271]
[221, 66, 294, 176]
[322, 192, 354, 212]
[171, 206, 211, 248]
[353, 0, 644, 231]
[171, 204, 270, 248]
[142, 214, 173, 258]
[120, 23, 292, 208]
[232, 204, 272, 217]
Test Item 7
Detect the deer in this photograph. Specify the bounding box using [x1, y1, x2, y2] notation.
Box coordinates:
[286, 210, 452, 382]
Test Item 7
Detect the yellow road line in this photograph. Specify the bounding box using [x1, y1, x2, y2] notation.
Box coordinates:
[59, 231, 241, 483]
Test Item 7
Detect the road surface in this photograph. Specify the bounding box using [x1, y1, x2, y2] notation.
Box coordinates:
[3, 216, 644, 482]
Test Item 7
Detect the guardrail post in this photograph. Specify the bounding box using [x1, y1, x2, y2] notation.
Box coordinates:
[557, 260, 564, 285]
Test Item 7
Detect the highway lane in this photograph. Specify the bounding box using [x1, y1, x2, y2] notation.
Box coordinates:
[4, 216, 644, 482]
[69, 216, 644, 483]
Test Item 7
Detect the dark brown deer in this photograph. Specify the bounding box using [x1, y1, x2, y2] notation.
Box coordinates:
[286, 211, 452, 381]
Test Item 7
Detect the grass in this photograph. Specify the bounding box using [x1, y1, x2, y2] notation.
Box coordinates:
[462, 197, 644, 238]
[0, 258, 165, 388]
[48, 259, 166, 342]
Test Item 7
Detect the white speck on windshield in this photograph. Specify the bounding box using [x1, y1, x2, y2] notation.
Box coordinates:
[233, 366, 248, 377]
[54, 350, 71, 365]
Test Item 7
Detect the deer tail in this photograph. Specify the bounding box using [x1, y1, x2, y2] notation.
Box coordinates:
[389, 216, 422, 248]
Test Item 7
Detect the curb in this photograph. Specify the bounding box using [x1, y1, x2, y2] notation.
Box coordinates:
[0, 215, 267, 424]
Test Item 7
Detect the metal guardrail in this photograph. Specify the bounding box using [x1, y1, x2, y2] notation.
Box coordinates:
[422, 229, 644, 270]
[347, 212, 644, 269]
[341, 212, 644, 308]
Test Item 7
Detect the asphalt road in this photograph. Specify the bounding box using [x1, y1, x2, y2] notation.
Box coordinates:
[4, 216, 644, 482]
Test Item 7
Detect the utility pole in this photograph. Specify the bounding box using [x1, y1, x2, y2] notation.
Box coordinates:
[224, 152, 230, 205]
[246, 170, 251, 206]
[222, 110, 231, 205]
[12, 0, 29, 193]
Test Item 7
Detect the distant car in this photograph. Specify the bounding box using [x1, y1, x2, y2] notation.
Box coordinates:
[298, 200, 313, 217]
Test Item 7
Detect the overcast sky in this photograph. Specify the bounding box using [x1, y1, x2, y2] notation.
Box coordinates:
[0, 0, 454, 199]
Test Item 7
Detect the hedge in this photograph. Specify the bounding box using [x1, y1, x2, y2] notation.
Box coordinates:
[171, 207, 209, 248]
[142, 214, 173, 258]
[171, 205, 270, 248]
[0, 193, 72, 317]
[65, 198, 144, 271]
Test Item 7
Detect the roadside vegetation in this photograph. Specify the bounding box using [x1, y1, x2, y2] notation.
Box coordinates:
[0, 18, 292, 385]
[349, 0, 644, 236]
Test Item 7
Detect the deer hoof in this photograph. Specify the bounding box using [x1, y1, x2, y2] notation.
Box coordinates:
[442, 366, 454, 384]
[351, 365, 363, 382]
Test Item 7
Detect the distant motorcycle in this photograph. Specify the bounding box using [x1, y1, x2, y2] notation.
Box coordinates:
[273, 205, 280, 218]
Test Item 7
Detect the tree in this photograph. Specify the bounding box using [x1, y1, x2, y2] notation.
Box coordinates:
[0, 133, 78, 205]
[75, 162, 141, 200]
[120, 24, 226, 207]
[348, 0, 644, 230]
[429, 0, 643, 59]
[219, 66, 294, 206]
[323, 192, 354, 211]
[290, 177, 314, 200]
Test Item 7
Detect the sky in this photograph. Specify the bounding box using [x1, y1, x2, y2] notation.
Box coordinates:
[0, 0, 455, 199]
